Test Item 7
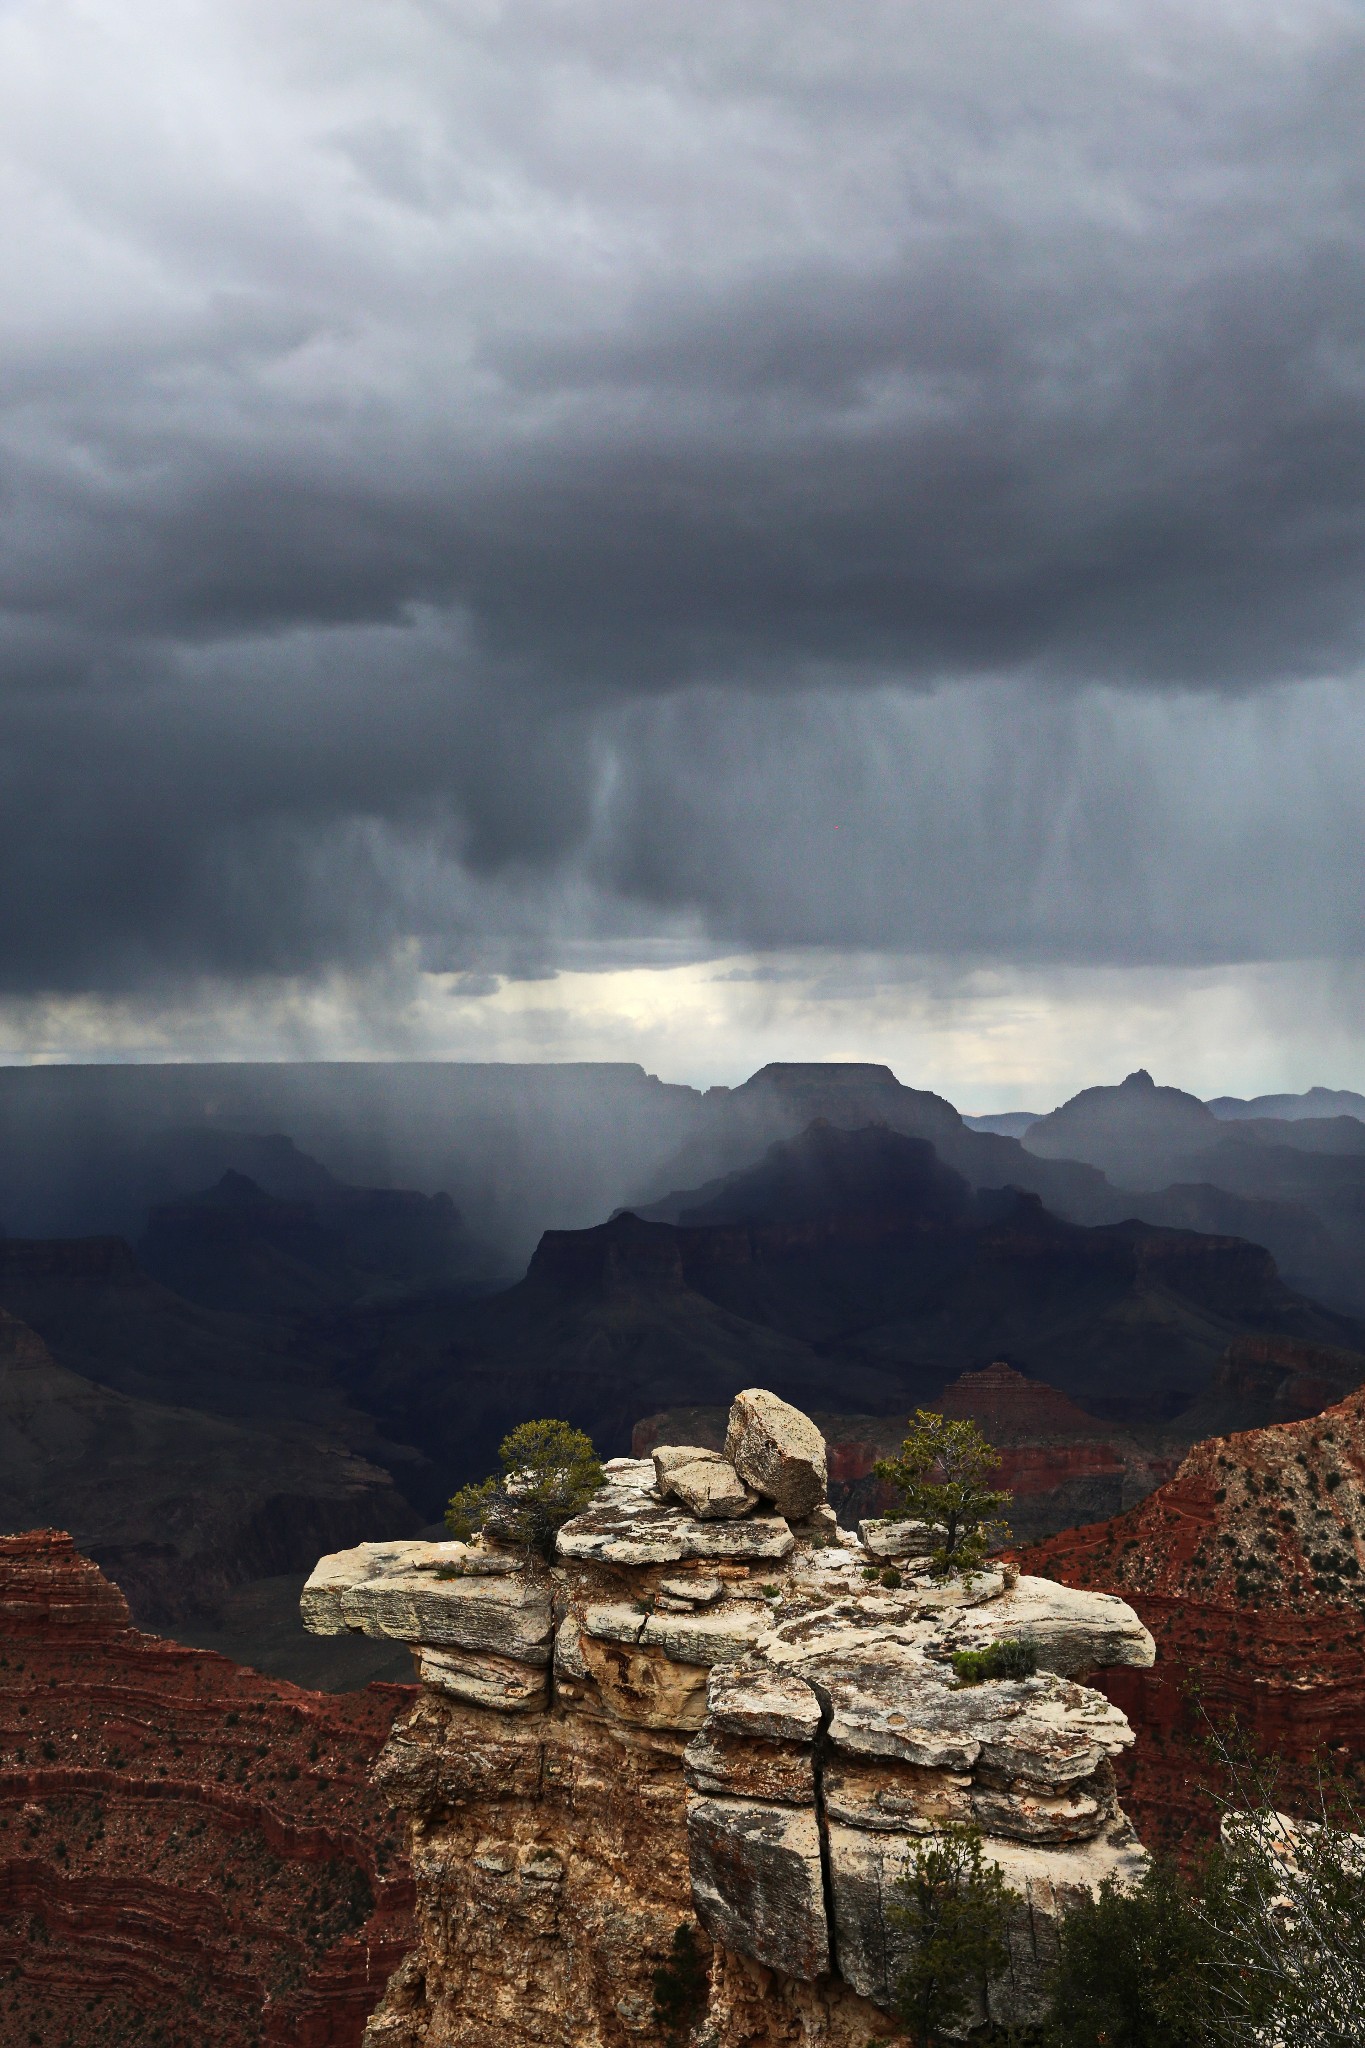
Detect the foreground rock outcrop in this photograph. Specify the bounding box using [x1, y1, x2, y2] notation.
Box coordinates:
[636, 1362, 1182, 1544]
[305, 1389, 1155, 2044]
[1020, 1383, 1365, 1853]
[0, 1530, 413, 2047]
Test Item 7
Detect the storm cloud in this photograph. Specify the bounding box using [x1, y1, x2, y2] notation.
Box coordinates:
[2, 0, 1365, 996]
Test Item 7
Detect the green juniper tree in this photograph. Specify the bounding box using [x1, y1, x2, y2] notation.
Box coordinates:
[889, 1823, 1020, 2047]
[446, 1418, 603, 1559]
[1042, 1858, 1223, 2048]
[873, 1410, 1012, 1577]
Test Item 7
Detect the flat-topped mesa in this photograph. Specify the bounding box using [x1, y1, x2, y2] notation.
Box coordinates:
[303, 1390, 1155, 2047]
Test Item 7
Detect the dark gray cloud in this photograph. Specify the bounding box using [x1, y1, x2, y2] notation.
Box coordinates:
[2, 0, 1364, 995]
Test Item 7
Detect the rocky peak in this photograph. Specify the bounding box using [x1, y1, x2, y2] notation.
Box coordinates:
[304, 1389, 1154, 2044]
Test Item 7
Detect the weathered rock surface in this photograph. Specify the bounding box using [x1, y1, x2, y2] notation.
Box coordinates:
[1020, 1381, 1365, 1855]
[688, 1798, 830, 1978]
[725, 1387, 829, 1518]
[666, 1456, 759, 1519]
[304, 1387, 1155, 2045]
[0, 1530, 413, 2048]
[652, 1443, 723, 1485]
[860, 1516, 943, 1559]
[301, 1540, 554, 1662]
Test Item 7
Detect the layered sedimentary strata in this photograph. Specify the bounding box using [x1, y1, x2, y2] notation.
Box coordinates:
[306, 1389, 1155, 2045]
[1020, 1384, 1365, 1852]
[0, 1530, 413, 2047]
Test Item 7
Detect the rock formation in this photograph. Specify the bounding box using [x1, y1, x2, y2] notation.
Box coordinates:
[0, 1529, 414, 2046]
[344, 1122, 1365, 1496]
[1019, 1383, 1365, 1853]
[636, 1362, 1181, 1544]
[304, 1390, 1155, 2044]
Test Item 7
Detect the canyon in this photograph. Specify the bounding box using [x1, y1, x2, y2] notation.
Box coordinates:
[343, 1122, 1365, 1495]
[1020, 1383, 1365, 1855]
[0, 1529, 413, 2047]
[304, 1388, 1156, 2046]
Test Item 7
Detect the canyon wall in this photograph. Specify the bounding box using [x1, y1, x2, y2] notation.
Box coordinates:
[1020, 1384, 1365, 1853]
[0, 1530, 414, 2047]
[306, 1391, 1157, 2046]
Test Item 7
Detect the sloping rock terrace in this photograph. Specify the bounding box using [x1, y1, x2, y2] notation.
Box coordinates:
[305, 1388, 1155, 2045]
[1020, 1381, 1365, 1854]
[0, 1530, 413, 2048]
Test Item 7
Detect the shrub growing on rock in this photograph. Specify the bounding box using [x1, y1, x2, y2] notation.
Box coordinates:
[951, 1637, 1038, 1685]
[1042, 1857, 1221, 2047]
[445, 1419, 603, 1558]
[874, 1411, 1012, 1578]
[888, 1822, 1020, 2047]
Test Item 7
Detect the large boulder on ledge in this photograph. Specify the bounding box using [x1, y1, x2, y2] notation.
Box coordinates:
[724, 1387, 828, 1518]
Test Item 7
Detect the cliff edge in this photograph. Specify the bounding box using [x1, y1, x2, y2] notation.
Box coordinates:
[304, 1390, 1154, 2044]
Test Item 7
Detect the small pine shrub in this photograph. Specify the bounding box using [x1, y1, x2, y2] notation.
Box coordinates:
[951, 1637, 1038, 1684]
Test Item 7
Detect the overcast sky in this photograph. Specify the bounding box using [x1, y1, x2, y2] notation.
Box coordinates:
[2, 0, 1364, 1092]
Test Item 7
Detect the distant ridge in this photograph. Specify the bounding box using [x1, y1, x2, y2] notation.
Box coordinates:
[1207, 1085, 1365, 1122]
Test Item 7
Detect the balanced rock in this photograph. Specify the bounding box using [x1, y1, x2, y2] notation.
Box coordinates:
[667, 1456, 759, 1520]
[725, 1388, 828, 1519]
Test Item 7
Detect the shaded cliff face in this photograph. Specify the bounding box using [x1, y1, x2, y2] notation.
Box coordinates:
[1022, 1071, 1365, 1315]
[0, 1530, 414, 2047]
[0, 1304, 418, 1629]
[1019, 1386, 1365, 1854]
[337, 1125, 1365, 1488]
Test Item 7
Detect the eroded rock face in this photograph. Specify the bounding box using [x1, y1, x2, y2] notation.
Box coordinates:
[1019, 1382, 1365, 1855]
[303, 1389, 1155, 2046]
[667, 1457, 760, 1520]
[0, 1530, 413, 2048]
[725, 1387, 829, 1519]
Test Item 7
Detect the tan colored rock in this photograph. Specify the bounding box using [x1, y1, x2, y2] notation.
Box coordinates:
[415, 1646, 549, 1712]
[658, 1575, 724, 1606]
[581, 1601, 648, 1646]
[823, 1756, 974, 1833]
[810, 1647, 1136, 1782]
[301, 1544, 554, 1663]
[972, 1765, 1119, 1845]
[303, 1389, 1159, 2048]
[651, 1444, 722, 1487]
[555, 1490, 795, 1566]
[724, 1388, 828, 1518]
[828, 1821, 1147, 2021]
[943, 1574, 1156, 1677]
[859, 1517, 943, 1560]
[576, 1631, 710, 1730]
[665, 1457, 760, 1520]
[704, 1663, 823, 1745]
[553, 1613, 591, 1680]
[682, 1728, 815, 1805]
[640, 1605, 771, 1668]
[688, 1797, 829, 1980]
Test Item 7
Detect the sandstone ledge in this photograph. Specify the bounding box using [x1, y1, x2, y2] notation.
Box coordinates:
[303, 1391, 1156, 2044]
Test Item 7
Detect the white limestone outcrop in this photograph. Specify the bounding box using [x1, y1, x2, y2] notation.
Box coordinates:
[302, 1387, 1157, 2042]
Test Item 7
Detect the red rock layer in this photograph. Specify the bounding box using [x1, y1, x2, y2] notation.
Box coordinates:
[1020, 1386, 1365, 1855]
[0, 1531, 414, 2047]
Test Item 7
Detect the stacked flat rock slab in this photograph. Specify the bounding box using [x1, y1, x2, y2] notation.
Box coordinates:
[303, 1394, 1157, 2046]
